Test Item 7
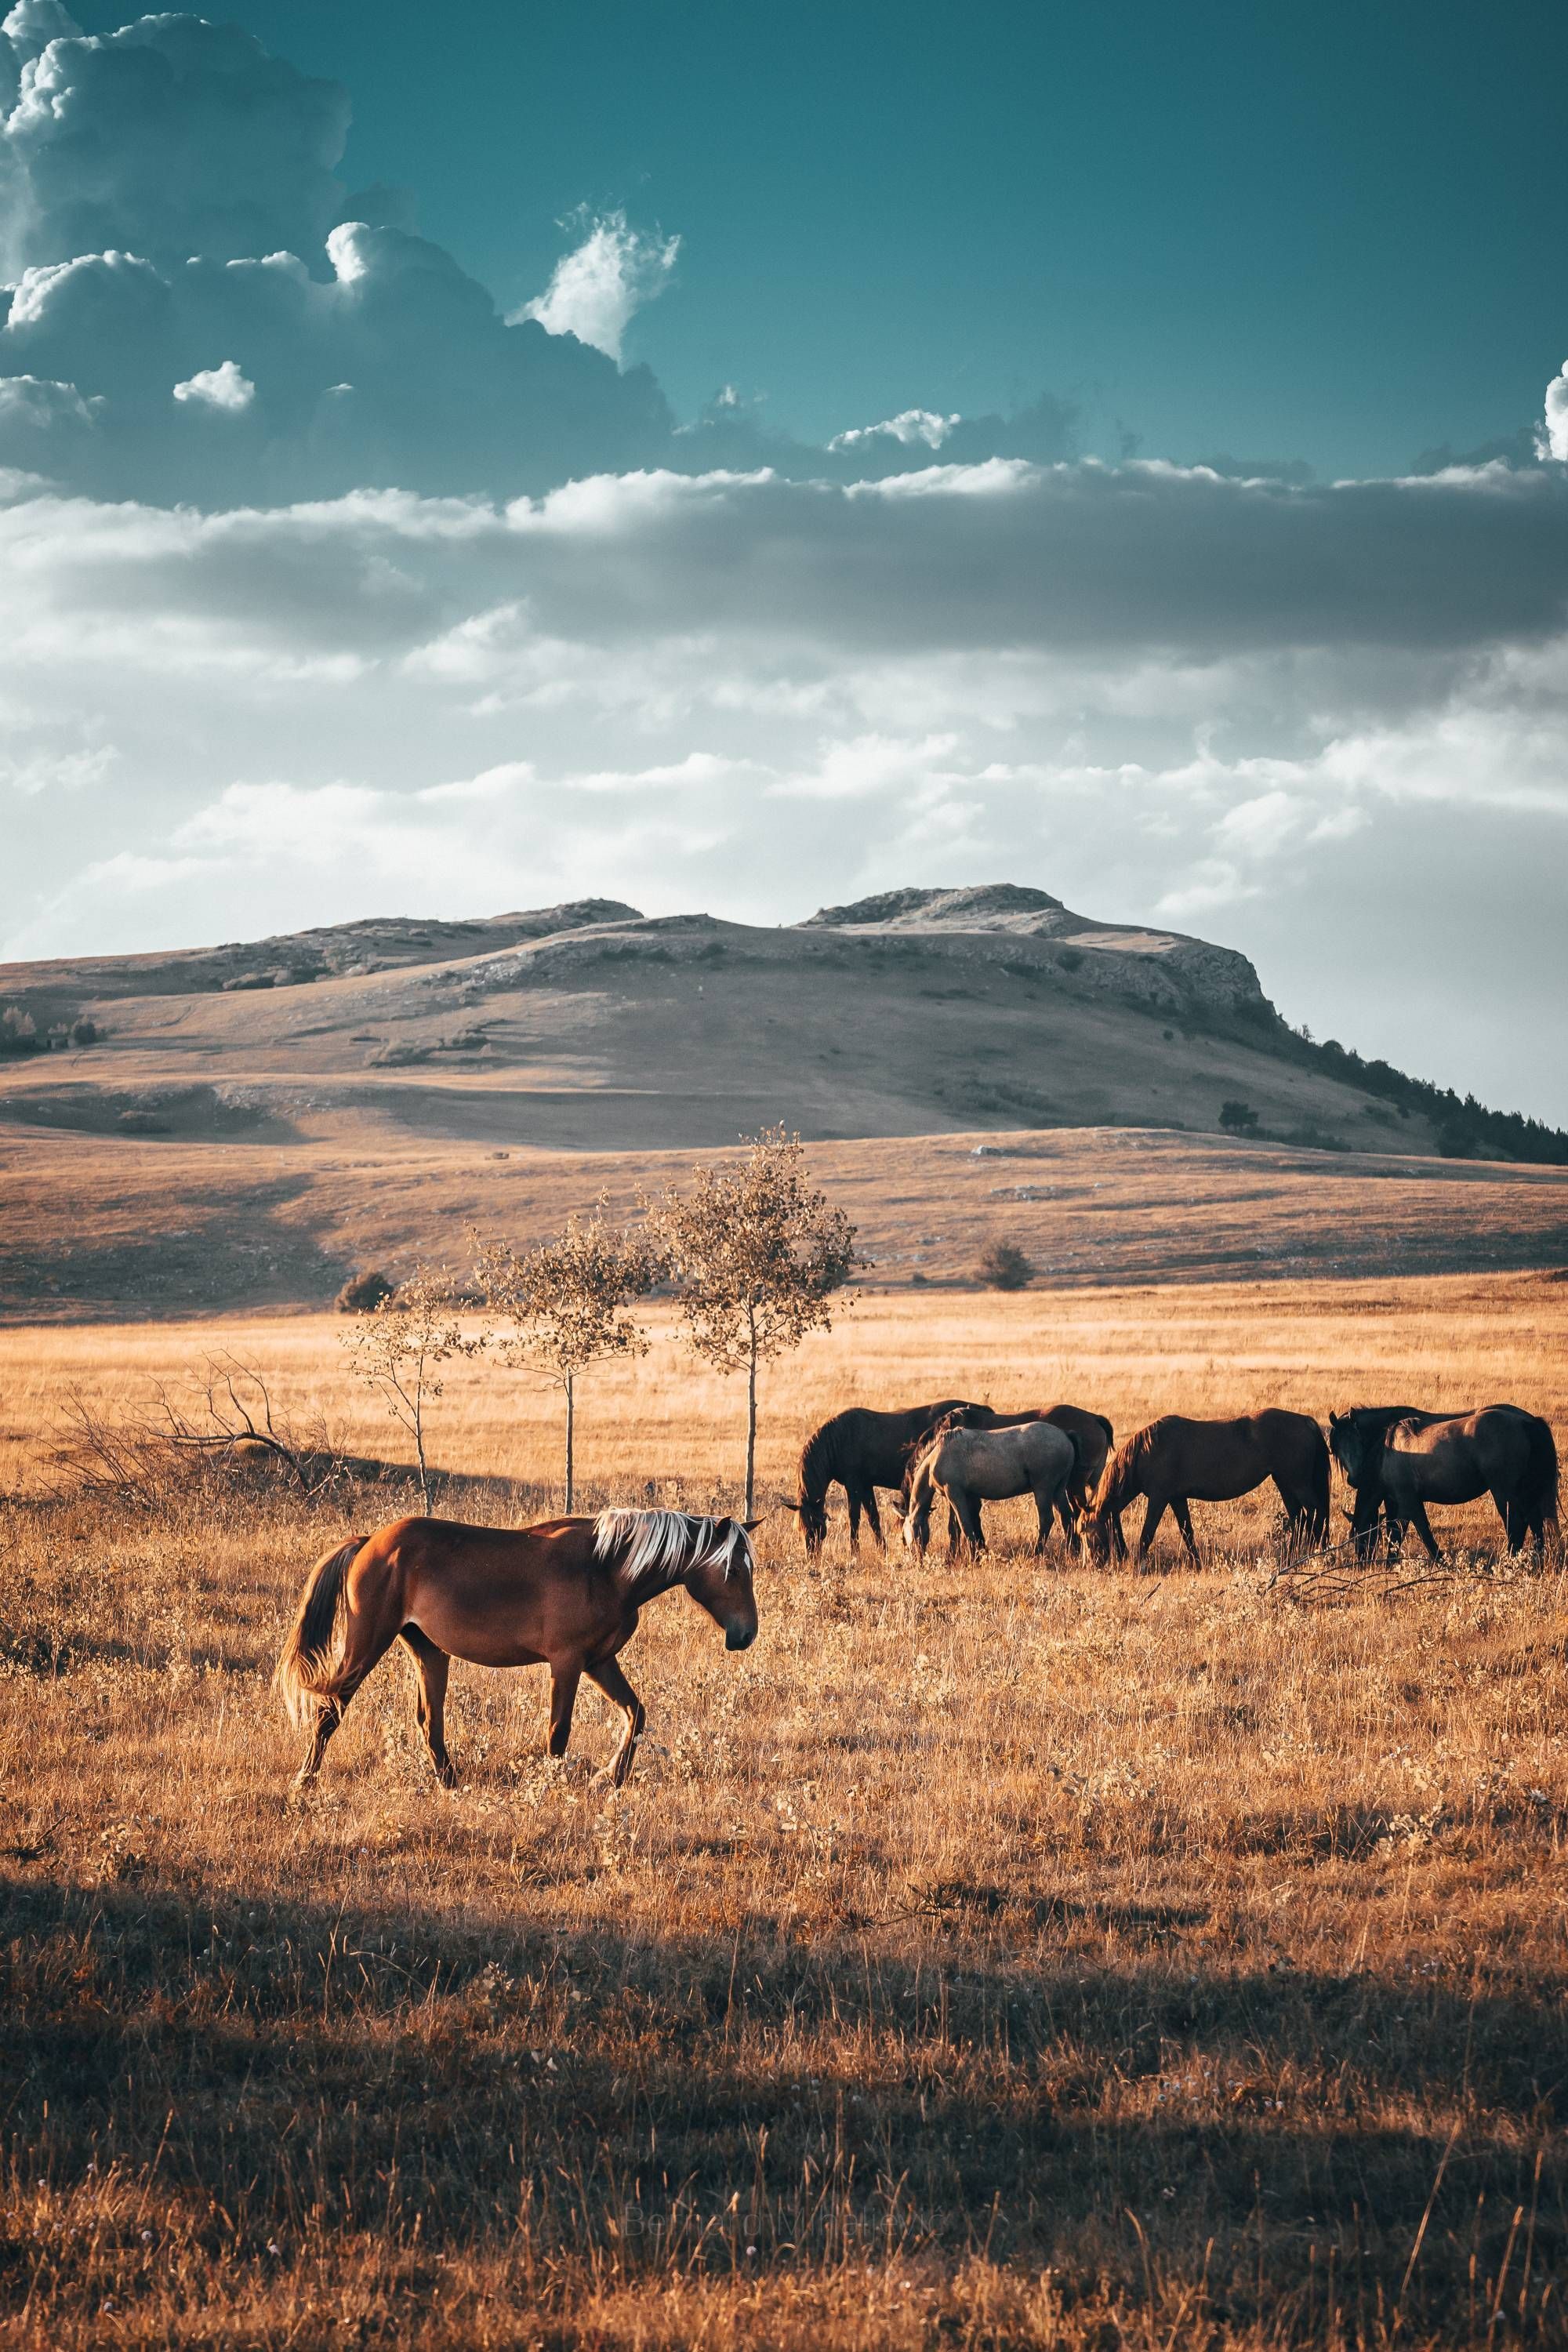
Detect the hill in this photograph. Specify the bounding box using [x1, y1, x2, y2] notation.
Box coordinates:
[0, 884, 1563, 1318]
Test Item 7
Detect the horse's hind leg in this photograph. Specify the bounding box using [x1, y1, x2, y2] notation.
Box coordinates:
[399, 1628, 457, 1788]
[1406, 1498, 1443, 1562]
[1171, 1497, 1201, 1566]
[1490, 1486, 1526, 1555]
[584, 1655, 647, 1787]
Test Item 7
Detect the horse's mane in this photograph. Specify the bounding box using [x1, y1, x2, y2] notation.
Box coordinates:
[1095, 1426, 1155, 1511]
[797, 1417, 844, 1496]
[593, 1508, 750, 1598]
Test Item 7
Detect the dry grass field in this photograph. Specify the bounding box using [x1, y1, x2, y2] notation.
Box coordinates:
[2, 1276, 1566, 2347]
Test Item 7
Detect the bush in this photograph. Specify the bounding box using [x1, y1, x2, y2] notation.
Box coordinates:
[978, 1239, 1035, 1291]
[1219, 1098, 1261, 1135]
[336, 1269, 397, 1314]
[0, 1004, 37, 1053]
[69, 1018, 100, 1046]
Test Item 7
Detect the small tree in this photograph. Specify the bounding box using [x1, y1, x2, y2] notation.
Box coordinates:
[473, 1200, 658, 1512]
[648, 1127, 862, 1515]
[339, 1262, 481, 1510]
[1219, 1098, 1261, 1136]
[0, 1005, 36, 1054]
[979, 1238, 1034, 1291]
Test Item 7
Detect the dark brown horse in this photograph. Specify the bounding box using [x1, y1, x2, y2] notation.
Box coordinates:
[1079, 1410, 1330, 1566]
[276, 1508, 759, 1789]
[786, 1400, 989, 1555]
[1329, 1404, 1558, 1559]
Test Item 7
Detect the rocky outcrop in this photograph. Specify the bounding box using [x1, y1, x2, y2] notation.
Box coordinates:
[800, 883, 1270, 1019]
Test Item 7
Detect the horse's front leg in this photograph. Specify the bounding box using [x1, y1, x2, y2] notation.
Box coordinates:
[400, 1628, 457, 1788]
[846, 1485, 863, 1552]
[859, 1488, 886, 1549]
[1134, 1493, 1168, 1566]
[1171, 1497, 1201, 1566]
[953, 1486, 986, 1554]
[546, 1664, 582, 1759]
[1032, 1483, 1054, 1554]
[585, 1656, 647, 1786]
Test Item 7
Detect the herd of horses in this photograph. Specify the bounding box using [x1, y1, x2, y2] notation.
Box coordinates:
[276, 1388, 1558, 1791]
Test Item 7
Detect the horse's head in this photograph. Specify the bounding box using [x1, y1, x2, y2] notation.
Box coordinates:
[1327, 1409, 1379, 1486]
[1076, 1497, 1115, 1566]
[781, 1493, 828, 1557]
[683, 1518, 760, 1650]
[901, 1443, 937, 1553]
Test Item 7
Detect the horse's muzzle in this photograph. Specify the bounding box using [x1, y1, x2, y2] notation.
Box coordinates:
[725, 1621, 757, 1651]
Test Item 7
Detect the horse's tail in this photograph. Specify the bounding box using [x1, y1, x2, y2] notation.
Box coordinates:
[274, 1535, 366, 1729]
[1093, 1413, 1115, 1448]
[1303, 1421, 1332, 1542]
[1523, 1416, 1560, 1534]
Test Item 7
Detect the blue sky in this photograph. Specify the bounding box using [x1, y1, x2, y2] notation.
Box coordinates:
[66, 0, 1568, 475]
[3, 2, 1567, 1122]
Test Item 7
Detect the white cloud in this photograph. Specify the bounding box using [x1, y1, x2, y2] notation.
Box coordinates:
[515, 209, 680, 363]
[172, 360, 255, 412]
[1541, 359, 1568, 463]
[829, 409, 960, 453]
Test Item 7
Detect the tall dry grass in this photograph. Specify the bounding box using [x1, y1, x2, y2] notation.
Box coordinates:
[0, 1275, 1565, 2347]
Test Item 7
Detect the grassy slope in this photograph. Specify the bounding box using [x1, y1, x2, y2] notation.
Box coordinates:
[1, 1281, 1565, 2347]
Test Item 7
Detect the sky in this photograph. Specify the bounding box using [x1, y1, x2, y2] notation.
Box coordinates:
[2, 0, 1567, 1121]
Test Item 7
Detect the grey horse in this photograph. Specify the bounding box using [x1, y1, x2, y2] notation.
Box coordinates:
[902, 1420, 1080, 1557]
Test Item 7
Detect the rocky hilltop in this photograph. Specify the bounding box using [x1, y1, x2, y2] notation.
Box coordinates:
[2, 881, 1564, 1318]
[0, 883, 1558, 1170]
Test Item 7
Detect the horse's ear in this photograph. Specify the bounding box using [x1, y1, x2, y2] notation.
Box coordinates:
[1328, 1410, 1341, 1429]
[741, 1516, 765, 1534]
[778, 1498, 803, 1515]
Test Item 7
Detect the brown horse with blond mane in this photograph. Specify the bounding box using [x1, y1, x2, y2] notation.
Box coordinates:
[276, 1508, 759, 1790]
[1078, 1410, 1329, 1567]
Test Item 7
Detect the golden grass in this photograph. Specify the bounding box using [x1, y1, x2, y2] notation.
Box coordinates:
[1, 1279, 1566, 2347]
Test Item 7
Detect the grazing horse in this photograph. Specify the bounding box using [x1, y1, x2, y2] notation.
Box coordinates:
[276, 1508, 759, 1790]
[1078, 1411, 1330, 1567]
[786, 1400, 989, 1555]
[902, 1419, 1080, 1556]
[1326, 1403, 1439, 1553]
[1328, 1405, 1558, 1559]
[913, 1402, 1116, 1552]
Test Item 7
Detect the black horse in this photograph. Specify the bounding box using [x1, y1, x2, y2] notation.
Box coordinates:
[786, 1401, 988, 1556]
[1330, 1403, 1558, 1559]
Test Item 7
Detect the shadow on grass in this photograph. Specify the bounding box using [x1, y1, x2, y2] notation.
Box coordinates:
[1, 1859, 1563, 2340]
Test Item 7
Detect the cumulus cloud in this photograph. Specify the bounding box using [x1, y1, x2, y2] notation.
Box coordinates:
[0, 4, 351, 272]
[172, 358, 253, 412]
[1542, 361, 1568, 463]
[515, 209, 680, 362]
[829, 409, 960, 454]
